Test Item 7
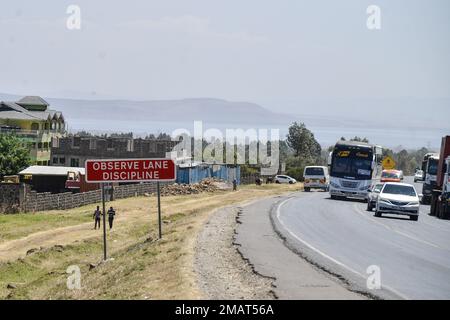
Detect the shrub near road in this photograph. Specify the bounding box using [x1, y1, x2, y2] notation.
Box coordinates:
[0, 183, 298, 299]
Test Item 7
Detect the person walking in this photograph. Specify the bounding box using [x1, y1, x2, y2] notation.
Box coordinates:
[107, 206, 116, 230]
[93, 206, 102, 230]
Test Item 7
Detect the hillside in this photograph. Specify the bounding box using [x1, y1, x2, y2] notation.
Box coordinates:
[0, 93, 290, 125]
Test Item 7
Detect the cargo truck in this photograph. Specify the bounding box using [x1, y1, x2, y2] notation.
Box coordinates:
[65, 170, 99, 193]
[421, 153, 439, 204]
[430, 136, 450, 219]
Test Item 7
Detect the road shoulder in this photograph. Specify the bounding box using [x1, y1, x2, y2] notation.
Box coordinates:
[235, 194, 367, 300]
[194, 204, 276, 299]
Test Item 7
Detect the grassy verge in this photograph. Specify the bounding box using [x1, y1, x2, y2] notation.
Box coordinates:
[0, 183, 299, 299]
[0, 210, 93, 243]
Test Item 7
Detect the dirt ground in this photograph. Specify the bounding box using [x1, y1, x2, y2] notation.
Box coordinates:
[0, 183, 298, 299]
[195, 205, 276, 299]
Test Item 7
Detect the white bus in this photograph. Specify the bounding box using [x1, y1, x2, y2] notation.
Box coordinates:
[328, 140, 383, 200]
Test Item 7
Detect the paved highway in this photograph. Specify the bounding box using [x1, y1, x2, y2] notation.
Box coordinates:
[274, 177, 450, 299]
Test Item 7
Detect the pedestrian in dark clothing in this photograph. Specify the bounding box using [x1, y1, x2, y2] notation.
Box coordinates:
[93, 206, 102, 230]
[107, 207, 116, 230]
[232, 179, 237, 191]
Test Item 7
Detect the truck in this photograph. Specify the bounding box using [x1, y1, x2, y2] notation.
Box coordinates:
[430, 135, 450, 219]
[421, 153, 440, 204]
[328, 140, 383, 200]
[65, 170, 99, 193]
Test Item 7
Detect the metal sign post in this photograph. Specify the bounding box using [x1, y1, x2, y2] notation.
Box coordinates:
[101, 183, 107, 261]
[157, 181, 162, 239]
[85, 158, 176, 259]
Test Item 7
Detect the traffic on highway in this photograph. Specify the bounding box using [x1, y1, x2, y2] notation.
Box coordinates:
[0, 2, 448, 312]
[272, 135, 450, 299]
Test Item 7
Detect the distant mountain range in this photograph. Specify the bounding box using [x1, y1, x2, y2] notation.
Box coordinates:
[0, 93, 290, 125]
[1, 92, 448, 149]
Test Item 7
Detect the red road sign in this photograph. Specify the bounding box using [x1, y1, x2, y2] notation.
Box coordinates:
[85, 158, 176, 183]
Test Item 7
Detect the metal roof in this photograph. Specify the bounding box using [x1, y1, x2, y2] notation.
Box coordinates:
[26, 111, 52, 121]
[19, 166, 85, 176]
[17, 96, 49, 107]
[0, 110, 41, 120]
[0, 102, 30, 113]
[0, 101, 64, 122]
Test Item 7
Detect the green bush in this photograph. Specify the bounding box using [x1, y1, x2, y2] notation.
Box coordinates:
[0, 134, 31, 178]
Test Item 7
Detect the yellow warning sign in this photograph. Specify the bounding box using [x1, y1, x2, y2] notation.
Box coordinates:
[382, 156, 396, 170]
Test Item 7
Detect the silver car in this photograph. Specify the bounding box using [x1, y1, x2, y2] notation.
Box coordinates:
[414, 170, 424, 182]
[375, 183, 421, 221]
[367, 183, 384, 211]
[274, 175, 297, 184]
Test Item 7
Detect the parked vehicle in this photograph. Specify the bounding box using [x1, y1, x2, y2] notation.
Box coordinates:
[414, 170, 424, 182]
[1, 175, 19, 183]
[303, 166, 329, 192]
[430, 135, 450, 219]
[375, 182, 421, 221]
[328, 140, 383, 200]
[380, 169, 402, 183]
[65, 170, 99, 193]
[274, 175, 297, 184]
[367, 183, 384, 211]
[421, 153, 439, 204]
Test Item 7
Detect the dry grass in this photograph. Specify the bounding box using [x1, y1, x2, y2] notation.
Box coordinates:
[0, 183, 299, 299]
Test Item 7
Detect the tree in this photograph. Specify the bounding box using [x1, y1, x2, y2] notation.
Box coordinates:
[381, 147, 433, 175]
[73, 130, 92, 137]
[349, 136, 369, 143]
[0, 134, 31, 178]
[286, 122, 321, 159]
[110, 132, 133, 138]
[285, 122, 322, 180]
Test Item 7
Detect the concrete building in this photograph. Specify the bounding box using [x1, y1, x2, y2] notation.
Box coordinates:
[0, 96, 66, 165]
[51, 136, 178, 167]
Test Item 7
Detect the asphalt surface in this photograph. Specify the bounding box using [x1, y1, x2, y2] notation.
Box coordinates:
[274, 177, 450, 299]
[235, 198, 366, 300]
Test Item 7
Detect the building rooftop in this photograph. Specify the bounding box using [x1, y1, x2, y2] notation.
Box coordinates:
[19, 165, 85, 176]
[17, 96, 49, 107]
[0, 109, 41, 121]
[0, 97, 64, 122]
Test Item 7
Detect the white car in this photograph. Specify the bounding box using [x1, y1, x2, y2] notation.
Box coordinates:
[414, 170, 424, 182]
[275, 175, 297, 184]
[367, 183, 384, 211]
[303, 166, 329, 192]
[375, 182, 421, 221]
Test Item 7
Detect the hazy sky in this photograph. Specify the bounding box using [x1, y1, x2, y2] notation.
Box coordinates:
[1, 0, 449, 111]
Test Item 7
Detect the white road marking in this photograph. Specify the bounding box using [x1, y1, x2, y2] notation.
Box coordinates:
[276, 196, 410, 300]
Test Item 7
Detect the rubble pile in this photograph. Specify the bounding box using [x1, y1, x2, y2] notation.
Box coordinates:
[160, 178, 231, 196]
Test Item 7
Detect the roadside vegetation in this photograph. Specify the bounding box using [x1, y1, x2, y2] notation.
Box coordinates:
[0, 133, 31, 178]
[0, 183, 298, 299]
[382, 147, 434, 175]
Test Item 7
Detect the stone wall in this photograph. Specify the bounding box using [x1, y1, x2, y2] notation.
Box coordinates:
[23, 188, 102, 212]
[112, 182, 160, 200]
[1, 182, 166, 213]
[0, 183, 22, 213]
